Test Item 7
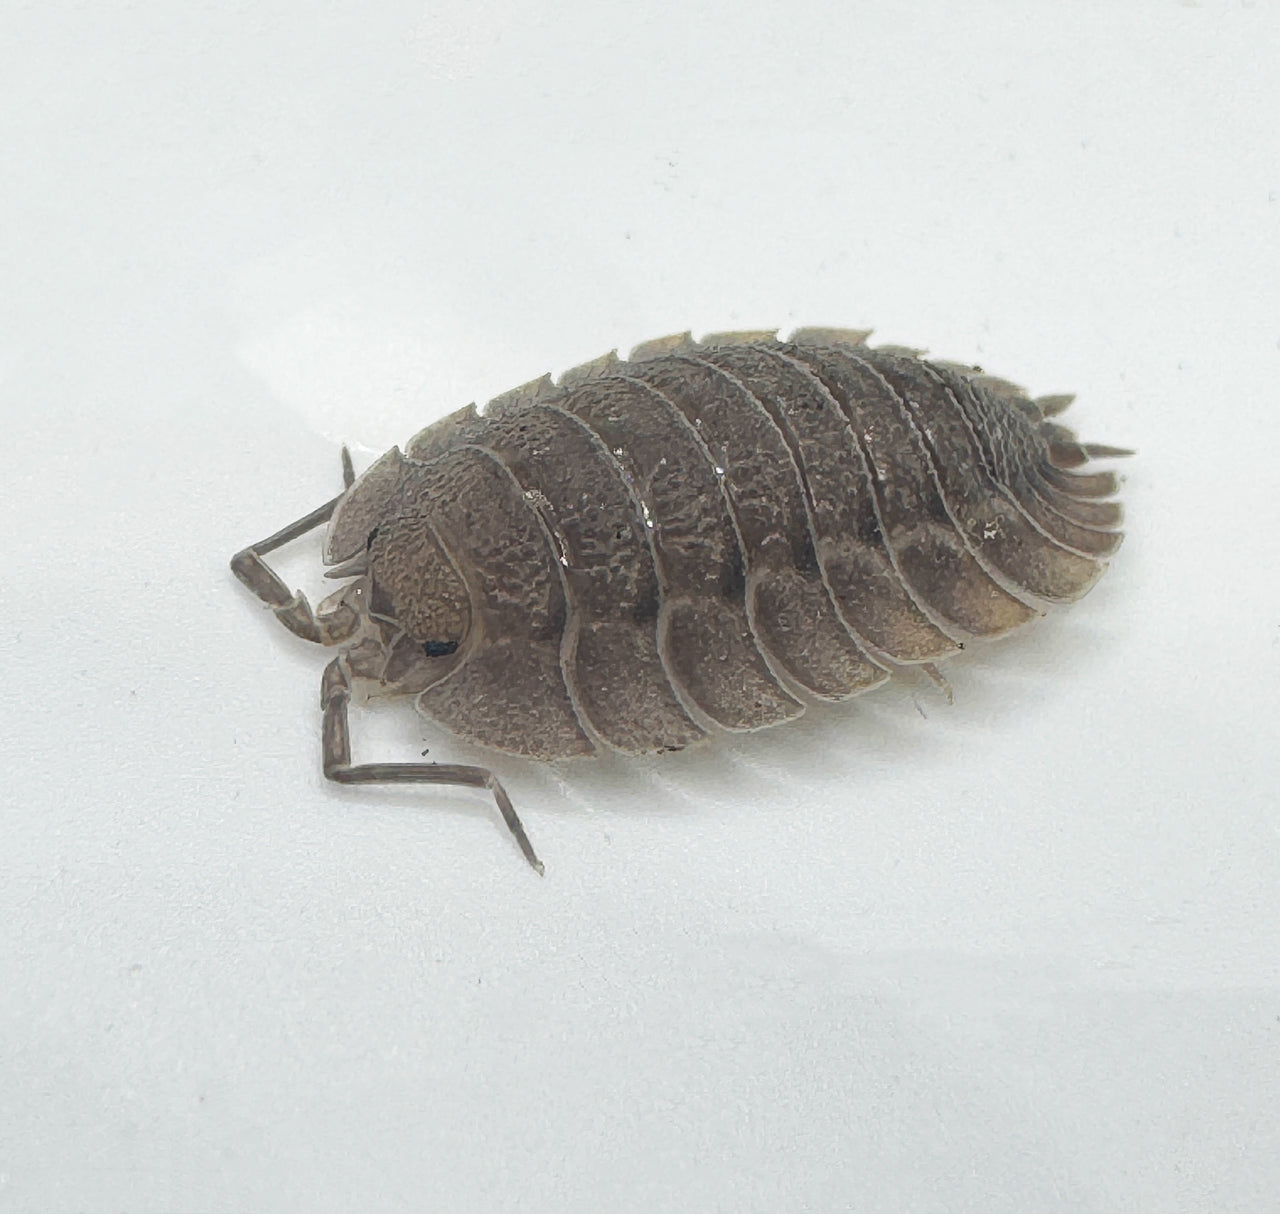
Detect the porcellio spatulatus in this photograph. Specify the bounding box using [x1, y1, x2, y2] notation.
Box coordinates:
[231, 328, 1130, 873]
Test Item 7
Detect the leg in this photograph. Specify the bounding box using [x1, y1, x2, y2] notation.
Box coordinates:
[320, 658, 545, 875]
[230, 448, 356, 643]
[919, 662, 954, 705]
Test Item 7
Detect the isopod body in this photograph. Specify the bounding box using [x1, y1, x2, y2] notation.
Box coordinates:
[232, 327, 1128, 871]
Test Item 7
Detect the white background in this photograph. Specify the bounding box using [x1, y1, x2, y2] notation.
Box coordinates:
[2, 3, 1278, 1211]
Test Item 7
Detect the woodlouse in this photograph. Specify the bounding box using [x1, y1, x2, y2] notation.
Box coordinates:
[231, 327, 1130, 872]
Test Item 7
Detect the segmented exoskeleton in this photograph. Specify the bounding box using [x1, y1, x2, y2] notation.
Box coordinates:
[232, 327, 1129, 871]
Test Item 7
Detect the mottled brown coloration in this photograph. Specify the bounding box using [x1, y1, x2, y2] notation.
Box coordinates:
[231, 328, 1130, 871]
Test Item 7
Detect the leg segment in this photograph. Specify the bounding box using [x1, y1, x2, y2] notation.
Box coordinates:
[320, 658, 545, 875]
[919, 662, 954, 705]
[230, 448, 356, 643]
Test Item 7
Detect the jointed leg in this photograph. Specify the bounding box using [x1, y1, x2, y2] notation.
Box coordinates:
[919, 662, 954, 705]
[320, 658, 545, 875]
[230, 448, 356, 643]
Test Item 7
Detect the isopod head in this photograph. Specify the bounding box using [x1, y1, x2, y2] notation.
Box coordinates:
[367, 514, 472, 661]
[321, 446, 474, 695]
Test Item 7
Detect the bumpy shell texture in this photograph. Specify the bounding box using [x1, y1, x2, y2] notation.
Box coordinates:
[343, 328, 1126, 760]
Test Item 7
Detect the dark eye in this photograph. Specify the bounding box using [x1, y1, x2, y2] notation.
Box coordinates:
[422, 640, 459, 658]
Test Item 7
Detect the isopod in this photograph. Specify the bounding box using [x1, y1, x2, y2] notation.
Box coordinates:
[231, 327, 1130, 872]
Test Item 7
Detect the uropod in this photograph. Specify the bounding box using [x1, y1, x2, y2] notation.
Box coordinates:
[231, 327, 1131, 873]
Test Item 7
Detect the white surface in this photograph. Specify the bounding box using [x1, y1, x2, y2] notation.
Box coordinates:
[2, 3, 1278, 1211]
